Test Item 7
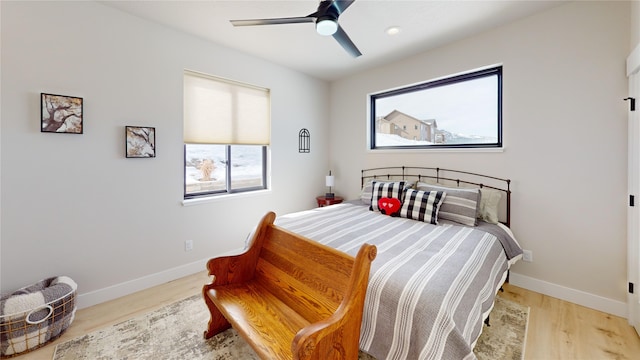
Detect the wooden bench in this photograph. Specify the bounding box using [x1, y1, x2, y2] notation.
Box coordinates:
[202, 211, 377, 360]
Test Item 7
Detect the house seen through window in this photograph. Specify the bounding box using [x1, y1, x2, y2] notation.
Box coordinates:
[183, 71, 270, 198]
[370, 66, 502, 149]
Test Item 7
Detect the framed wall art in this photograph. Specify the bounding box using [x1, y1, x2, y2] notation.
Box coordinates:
[41, 93, 83, 134]
[126, 126, 156, 158]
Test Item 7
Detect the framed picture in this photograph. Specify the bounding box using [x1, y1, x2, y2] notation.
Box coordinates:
[41, 93, 83, 134]
[126, 126, 156, 158]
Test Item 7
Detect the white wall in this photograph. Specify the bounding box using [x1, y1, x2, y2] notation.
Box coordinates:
[329, 1, 631, 316]
[633, 1, 640, 48]
[0, 1, 330, 307]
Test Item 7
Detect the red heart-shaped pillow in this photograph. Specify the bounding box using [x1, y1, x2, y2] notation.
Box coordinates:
[378, 197, 401, 216]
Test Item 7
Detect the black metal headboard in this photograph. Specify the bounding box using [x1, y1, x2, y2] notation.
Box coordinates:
[361, 166, 512, 227]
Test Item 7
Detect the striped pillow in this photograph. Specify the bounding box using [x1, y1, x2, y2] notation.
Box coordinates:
[369, 181, 407, 214]
[400, 189, 446, 224]
[417, 182, 481, 226]
[360, 180, 374, 204]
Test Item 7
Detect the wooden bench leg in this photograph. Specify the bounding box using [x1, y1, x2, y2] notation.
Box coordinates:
[203, 285, 231, 339]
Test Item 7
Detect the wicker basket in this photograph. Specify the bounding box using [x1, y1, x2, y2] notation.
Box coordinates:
[0, 277, 77, 358]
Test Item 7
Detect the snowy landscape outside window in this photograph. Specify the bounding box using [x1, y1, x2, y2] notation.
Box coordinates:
[184, 144, 266, 197]
[183, 70, 269, 199]
[370, 66, 502, 149]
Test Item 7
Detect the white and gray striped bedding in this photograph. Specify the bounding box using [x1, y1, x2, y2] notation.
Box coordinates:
[276, 202, 522, 360]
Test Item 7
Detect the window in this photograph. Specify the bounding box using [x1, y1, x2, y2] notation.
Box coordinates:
[370, 66, 502, 149]
[183, 71, 270, 199]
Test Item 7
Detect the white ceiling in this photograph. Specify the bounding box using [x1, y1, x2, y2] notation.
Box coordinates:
[101, 0, 567, 81]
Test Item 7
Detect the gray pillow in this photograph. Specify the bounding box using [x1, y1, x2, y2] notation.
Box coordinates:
[360, 180, 374, 204]
[416, 182, 481, 226]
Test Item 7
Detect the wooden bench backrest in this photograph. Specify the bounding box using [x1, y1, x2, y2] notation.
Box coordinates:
[204, 212, 377, 360]
[255, 224, 355, 324]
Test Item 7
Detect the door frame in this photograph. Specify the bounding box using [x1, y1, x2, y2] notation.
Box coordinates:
[627, 42, 640, 336]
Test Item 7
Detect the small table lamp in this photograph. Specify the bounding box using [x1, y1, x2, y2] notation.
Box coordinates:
[325, 171, 335, 199]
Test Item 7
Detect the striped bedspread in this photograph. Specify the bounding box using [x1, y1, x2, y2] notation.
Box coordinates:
[276, 202, 522, 360]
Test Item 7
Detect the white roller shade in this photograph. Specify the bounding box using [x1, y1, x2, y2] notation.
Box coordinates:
[184, 71, 270, 145]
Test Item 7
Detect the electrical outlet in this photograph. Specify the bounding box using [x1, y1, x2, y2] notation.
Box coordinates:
[185, 240, 193, 252]
[522, 249, 533, 262]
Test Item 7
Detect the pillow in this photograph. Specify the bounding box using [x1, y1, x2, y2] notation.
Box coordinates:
[399, 189, 446, 224]
[361, 180, 415, 204]
[416, 182, 480, 226]
[369, 181, 407, 215]
[360, 180, 374, 204]
[378, 197, 402, 216]
[478, 188, 502, 224]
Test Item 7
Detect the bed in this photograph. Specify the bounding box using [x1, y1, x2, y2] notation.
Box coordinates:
[274, 166, 522, 360]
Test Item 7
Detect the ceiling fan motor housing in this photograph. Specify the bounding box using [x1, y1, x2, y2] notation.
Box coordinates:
[316, 1, 340, 35]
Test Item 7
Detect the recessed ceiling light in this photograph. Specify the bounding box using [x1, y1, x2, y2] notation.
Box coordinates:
[386, 26, 401, 35]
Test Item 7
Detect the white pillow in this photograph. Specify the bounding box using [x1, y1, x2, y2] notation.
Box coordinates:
[478, 188, 502, 224]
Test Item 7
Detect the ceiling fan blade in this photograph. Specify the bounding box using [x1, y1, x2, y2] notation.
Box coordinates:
[333, 25, 362, 57]
[230, 16, 315, 27]
[332, 0, 356, 15]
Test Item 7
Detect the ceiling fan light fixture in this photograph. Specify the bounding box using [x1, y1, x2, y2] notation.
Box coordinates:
[316, 16, 338, 36]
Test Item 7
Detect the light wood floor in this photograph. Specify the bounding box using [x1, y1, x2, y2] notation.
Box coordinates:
[14, 272, 640, 360]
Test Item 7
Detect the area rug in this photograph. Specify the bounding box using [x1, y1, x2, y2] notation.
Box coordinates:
[53, 294, 528, 360]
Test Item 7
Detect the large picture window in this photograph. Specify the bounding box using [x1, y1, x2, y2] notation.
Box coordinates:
[183, 71, 270, 199]
[370, 66, 502, 150]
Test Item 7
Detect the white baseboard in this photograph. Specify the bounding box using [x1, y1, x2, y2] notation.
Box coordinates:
[76, 247, 247, 309]
[75, 258, 628, 319]
[76, 258, 208, 309]
[509, 272, 628, 318]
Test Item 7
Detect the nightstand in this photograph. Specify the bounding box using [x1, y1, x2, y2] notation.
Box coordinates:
[316, 195, 344, 207]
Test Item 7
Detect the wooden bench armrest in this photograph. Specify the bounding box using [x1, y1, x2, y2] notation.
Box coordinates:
[203, 212, 277, 339]
[292, 243, 377, 360]
[205, 212, 275, 286]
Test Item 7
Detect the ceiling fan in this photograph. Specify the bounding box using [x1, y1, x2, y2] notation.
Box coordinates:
[230, 0, 362, 58]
